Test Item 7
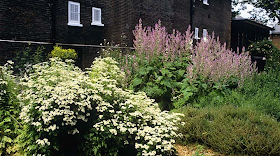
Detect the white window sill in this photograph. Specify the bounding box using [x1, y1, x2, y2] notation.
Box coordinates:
[91, 22, 104, 26]
[203, 3, 209, 5]
[68, 22, 83, 27]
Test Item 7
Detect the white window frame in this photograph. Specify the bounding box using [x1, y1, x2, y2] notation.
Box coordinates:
[194, 27, 200, 39]
[68, 1, 83, 27]
[203, 29, 208, 41]
[91, 7, 104, 26]
[203, 0, 209, 5]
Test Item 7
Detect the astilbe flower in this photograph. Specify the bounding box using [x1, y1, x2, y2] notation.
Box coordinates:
[187, 33, 257, 85]
[132, 19, 193, 63]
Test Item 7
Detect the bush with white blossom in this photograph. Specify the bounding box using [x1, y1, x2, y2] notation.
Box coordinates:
[18, 57, 183, 156]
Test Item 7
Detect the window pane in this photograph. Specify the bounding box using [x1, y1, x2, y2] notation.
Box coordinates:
[74, 5, 78, 13]
[94, 9, 100, 22]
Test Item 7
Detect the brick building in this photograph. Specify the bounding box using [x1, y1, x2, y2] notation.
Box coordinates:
[0, 0, 231, 68]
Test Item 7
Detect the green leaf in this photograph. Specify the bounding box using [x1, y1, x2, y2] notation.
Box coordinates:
[132, 78, 142, 87]
[202, 83, 208, 90]
[182, 89, 193, 101]
[178, 70, 186, 77]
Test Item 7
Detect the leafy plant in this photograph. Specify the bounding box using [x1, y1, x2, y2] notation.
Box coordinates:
[248, 39, 280, 71]
[129, 55, 190, 110]
[192, 145, 206, 156]
[13, 45, 46, 75]
[50, 46, 78, 60]
[0, 61, 21, 156]
[175, 105, 280, 156]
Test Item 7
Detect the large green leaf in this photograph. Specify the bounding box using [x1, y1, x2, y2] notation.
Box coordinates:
[132, 78, 142, 87]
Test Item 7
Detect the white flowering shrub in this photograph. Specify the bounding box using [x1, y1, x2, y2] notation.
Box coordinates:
[0, 61, 21, 156]
[18, 57, 182, 156]
[88, 57, 125, 88]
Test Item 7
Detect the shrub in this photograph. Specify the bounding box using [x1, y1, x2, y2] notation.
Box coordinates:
[248, 39, 280, 71]
[88, 57, 125, 88]
[175, 105, 280, 156]
[13, 45, 46, 75]
[0, 61, 21, 155]
[50, 46, 78, 60]
[18, 57, 182, 156]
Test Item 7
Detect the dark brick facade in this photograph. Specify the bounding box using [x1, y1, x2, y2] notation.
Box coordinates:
[1, 0, 231, 68]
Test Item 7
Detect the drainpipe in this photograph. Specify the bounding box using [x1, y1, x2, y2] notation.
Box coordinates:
[51, 0, 56, 45]
[190, 0, 194, 30]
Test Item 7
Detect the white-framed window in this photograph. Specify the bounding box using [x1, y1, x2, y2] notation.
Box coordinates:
[203, 29, 208, 41]
[91, 7, 104, 26]
[203, 0, 209, 5]
[68, 1, 83, 27]
[194, 27, 200, 39]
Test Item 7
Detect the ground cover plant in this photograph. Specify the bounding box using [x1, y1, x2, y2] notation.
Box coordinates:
[175, 105, 280, 156]
[16, 57, 182, 156]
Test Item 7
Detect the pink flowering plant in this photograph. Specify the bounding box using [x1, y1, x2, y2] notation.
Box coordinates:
[110, 20, 256, 109]
[174, 34, 257, 108]
[108, 20, 193, 110]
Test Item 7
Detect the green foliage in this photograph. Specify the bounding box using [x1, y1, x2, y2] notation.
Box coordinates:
[129, 55, 190, 110]
[173, 77, 234, 109]
[13, 45, 46, 75]
[18, 57, 182, 155]
[50, 46, 78, 60]
[248, 39, 280, 70]
[237, 70, 280, 120]
[88, 57, 125, 88]
[176, 105, 280, 156]
[0, 61, 21, 156]
[192, 145, 206, 156]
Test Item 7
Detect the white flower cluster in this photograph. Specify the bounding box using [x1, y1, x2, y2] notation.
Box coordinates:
[35, 138, 50, 147]
[88, 57, 184, 156]
[88, 57, 125, 87]
[19, 58, 104, 135]
[0, 60, 15, 101]
[19, 57, 184, 155]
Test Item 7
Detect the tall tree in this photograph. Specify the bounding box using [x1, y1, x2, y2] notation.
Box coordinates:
[234, 0, 280, 23]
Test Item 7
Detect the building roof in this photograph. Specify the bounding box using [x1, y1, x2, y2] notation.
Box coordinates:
[232, 17, 273, 30]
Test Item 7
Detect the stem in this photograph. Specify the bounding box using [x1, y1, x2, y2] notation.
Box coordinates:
[9, 112, 23, 127]
[0, 67, 5, 81]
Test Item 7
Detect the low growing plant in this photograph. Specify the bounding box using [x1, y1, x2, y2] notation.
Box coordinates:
[175, 105, 280, 156]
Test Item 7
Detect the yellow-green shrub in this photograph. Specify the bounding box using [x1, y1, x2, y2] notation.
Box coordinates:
[50, 46, 78, 60]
